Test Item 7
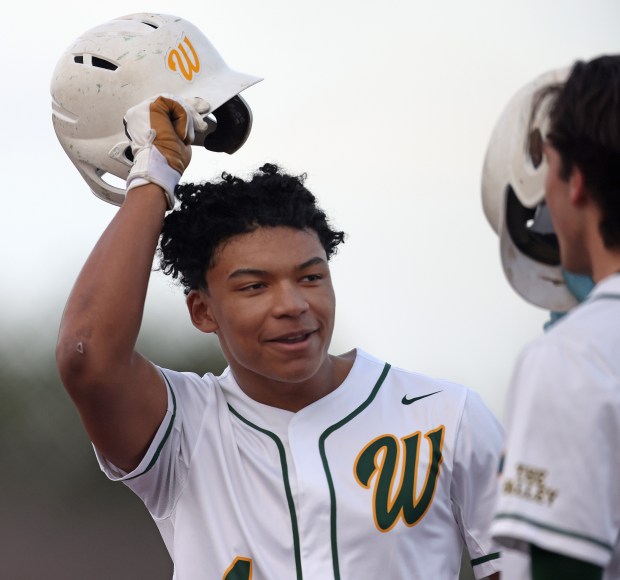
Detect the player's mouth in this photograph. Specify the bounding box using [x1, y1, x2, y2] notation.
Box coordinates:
[267, 329, 318, 345]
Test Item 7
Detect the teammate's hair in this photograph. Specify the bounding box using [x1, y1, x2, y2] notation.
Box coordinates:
[159, 163, 346, 294]
[531, 54, 620, 248]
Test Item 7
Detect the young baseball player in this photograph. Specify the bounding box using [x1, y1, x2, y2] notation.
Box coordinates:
[485, 56, 620, 579]
[54, 14, 502, 580]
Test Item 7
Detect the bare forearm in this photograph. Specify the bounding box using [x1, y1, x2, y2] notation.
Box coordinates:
[57, 185, 167, 382]
[55, 96, 200, 471]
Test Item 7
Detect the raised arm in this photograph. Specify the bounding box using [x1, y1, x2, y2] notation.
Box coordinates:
[56, 95, 206, 472]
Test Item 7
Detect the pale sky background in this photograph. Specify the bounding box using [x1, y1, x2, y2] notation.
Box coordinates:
[2, 0, 619, 419]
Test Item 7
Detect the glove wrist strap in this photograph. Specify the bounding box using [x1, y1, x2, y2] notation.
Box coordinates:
[126, 147, 179, 209]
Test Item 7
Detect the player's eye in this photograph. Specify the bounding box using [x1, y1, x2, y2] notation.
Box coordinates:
[239, 282, 266, 292]
[302, 274, 323, 283]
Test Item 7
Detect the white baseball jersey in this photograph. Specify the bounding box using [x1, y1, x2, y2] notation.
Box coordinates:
[96, 349, 503, 579]
[492, 273, 620, 578]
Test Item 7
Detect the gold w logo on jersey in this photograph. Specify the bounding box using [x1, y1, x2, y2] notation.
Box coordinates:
[354, 426, 445, 532]
[167, 35, 200, 81]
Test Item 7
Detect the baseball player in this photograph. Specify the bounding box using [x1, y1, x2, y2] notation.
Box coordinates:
[482, 56, 620, 579]
[54, 14, 503, 580]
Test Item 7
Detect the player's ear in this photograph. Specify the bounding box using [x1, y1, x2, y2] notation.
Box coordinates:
[187, 289, 219, 334]
[568, 165, 587, 205]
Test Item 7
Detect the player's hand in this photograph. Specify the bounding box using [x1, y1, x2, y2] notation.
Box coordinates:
[124, 94, 209, 209]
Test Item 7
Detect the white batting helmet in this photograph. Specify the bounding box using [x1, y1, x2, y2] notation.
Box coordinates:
[51, 13, 262, 206]
[481, 67, 577, 312]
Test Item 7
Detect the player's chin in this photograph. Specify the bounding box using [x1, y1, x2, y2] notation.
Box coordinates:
[263, 347, 328, 383]
[264, 355, 323, 383]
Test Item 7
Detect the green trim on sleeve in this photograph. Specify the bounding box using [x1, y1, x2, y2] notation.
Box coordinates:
[471, 552, 500, 566]
[125, 371, 177, 481]
[318, 362, 391, 580]
[228, 405, 303, 580]
[495, 512, 613, 552]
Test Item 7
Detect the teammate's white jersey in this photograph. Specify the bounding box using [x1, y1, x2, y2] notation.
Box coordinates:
[492, 274, 620, 578]
[96, 349, 502, 579]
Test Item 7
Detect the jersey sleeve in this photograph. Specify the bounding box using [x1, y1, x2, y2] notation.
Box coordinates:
[491, 338, 620, 567]
[451, 388, 504, 578]
[94, 367, 218, 519]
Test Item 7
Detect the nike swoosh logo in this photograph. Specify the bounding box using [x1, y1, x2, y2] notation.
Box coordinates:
[401, 390, 442, 405]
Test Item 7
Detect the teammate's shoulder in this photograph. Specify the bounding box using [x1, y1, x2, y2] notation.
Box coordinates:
[518, 307, 594, 362]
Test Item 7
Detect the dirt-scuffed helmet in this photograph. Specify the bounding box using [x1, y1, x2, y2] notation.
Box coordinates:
[481, 67, 577, 312]
[51, 13, 262, 206]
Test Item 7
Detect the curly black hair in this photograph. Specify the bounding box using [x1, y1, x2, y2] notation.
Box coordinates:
[158, 163, 346, 294]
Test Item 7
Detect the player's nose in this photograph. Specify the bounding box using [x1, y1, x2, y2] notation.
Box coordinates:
[271, 281, 309, 318]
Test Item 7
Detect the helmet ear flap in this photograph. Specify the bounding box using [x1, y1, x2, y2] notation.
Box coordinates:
[504, 186, 561, 266]
[202, 95, 253, 154]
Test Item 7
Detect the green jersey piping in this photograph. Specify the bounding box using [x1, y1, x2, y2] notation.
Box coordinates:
[589, 292, 620, 303]
[126, 371, 177, 481]
[228, 404, 303, 580]
[495, 512, 613, 552]
[318, 362, 391, 579]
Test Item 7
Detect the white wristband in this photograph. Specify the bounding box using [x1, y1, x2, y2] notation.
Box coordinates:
[126, 146, 180, 209]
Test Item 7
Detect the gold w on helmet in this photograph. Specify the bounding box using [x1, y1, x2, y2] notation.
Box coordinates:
[167, 36, 200, 81]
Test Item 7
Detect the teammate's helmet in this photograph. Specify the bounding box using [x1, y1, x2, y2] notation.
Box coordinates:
[51, 13, 262, 206]
[481, 67, 577, 312]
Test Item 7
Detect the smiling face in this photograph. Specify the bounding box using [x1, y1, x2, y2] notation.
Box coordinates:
[187, 226, 341, 407]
